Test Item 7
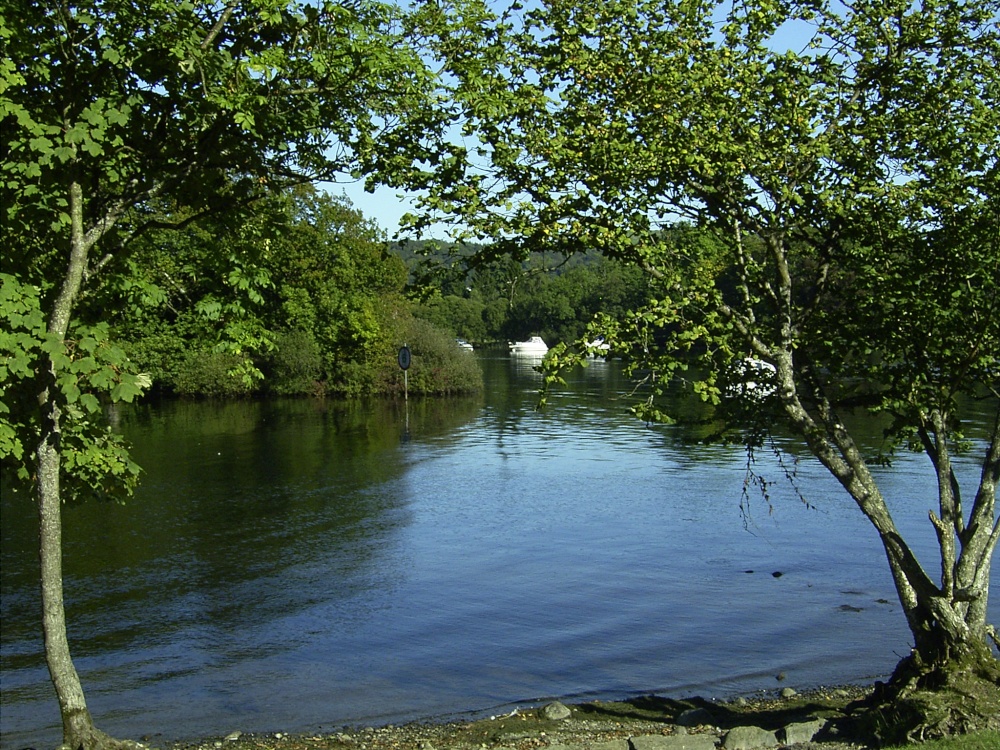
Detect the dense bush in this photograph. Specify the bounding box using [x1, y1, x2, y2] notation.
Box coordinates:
[171, 350, 255, 398]
[376, 317, 483, 396]
[266, 330, 324, 395]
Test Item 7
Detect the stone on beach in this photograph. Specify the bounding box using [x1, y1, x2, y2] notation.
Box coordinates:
[541, 702, 573, 721]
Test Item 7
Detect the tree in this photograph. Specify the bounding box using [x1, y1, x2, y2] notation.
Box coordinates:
[86, 194, 278, 396]
[404, 0, 1000, 739]
[261, 187, 410, 394]
[0, 1, 447, 747]
[414, 292, 489, 343]
[98, 186, 413, 396]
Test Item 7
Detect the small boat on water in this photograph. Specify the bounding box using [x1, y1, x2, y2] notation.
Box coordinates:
[509, 336, 549, 356]
[586, 336, 611, 356]
[456, 339, 474, 351]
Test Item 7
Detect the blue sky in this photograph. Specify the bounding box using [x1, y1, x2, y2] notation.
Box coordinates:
[327, 178, 420, 238]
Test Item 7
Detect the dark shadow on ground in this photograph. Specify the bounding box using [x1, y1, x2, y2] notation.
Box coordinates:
[576, 693, 849, 731]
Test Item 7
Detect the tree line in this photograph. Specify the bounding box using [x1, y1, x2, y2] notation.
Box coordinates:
[403, 243, 651, 347]
[84, 185, 482, 398]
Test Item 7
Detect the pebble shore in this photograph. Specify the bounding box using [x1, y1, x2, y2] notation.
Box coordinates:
[164, 685, 874, 750]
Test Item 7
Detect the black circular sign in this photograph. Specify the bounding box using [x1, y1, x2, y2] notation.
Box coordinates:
[397, 345, 411, 371]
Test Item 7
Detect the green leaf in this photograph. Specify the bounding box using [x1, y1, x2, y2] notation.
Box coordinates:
[79, 392, 101, 413]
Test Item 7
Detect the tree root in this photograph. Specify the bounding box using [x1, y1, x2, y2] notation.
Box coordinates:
[849, 651, 1000, 746]
[59, 725, 146, 750]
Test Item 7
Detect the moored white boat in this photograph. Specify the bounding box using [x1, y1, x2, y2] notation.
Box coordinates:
[585, 337, 611, 356]
[509, 336, 549, 355]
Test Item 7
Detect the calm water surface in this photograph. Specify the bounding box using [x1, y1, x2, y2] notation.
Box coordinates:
[2, 355, 997, 748]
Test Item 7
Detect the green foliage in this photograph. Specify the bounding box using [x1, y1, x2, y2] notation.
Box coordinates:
[504, 258, 650, 344]
[411, 251, 650, 346]
[382, 317, 483, 396]
[97, 186, 480, 397]
[86, 194, 283, 393]
[887, 731, 1000, 750]
[2, 0, 449, 255]
[0, 274, 46, 465]
[264, 187, 409, 394]
[0, 274, 143, 501]
[267, 330, 324, 396]
[414, 293, 488, 343]
[171, 349, 256, 398]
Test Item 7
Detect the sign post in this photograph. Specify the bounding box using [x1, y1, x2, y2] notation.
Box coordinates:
[397, 344, 411, 439]
[397, 344, 411, 401]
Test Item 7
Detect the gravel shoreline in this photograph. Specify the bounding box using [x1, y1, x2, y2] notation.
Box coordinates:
[164, 685, 876, 750]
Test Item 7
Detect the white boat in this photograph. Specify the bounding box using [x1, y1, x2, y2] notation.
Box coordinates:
[456, 339, 474, 351]
[585, 337, 611, 356]
[509, 336, 549, 355]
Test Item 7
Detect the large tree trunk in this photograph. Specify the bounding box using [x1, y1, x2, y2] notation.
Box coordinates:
[35, 182, 140, 750]
[773, 351, 1000, 742]
[888, 405, 999, 674]
[38, 453, 144, 750]
[864, 409, 1000, 743]
[38, 418, 106, 750]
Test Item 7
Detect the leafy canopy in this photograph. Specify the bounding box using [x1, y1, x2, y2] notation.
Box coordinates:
[0, 0, 451, 498]
[404, 0, 999, 437]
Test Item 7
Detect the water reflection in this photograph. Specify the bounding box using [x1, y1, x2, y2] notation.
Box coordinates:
[1, 395, 481, 745]
[2, 360, 997, 749]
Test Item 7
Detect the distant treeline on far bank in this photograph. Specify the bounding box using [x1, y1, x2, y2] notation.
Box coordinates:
[92, 184, 655, 399]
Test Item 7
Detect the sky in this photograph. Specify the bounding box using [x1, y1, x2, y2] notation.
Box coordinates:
[327, 178, 422, 238]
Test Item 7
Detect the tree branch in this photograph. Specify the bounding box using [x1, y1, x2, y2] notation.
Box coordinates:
[964, 403, 1000, 546]
[200, 1, 238, 51]
[732, 220, 756, 324]
[929, 410, 959, 597]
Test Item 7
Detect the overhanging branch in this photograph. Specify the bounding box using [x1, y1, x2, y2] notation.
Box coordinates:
[200, 1, 238, 51]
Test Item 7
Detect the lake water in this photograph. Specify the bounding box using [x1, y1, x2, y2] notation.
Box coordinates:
[2, 354, 997, 748]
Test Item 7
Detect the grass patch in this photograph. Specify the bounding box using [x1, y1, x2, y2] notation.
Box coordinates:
[888, 731, 1000, 749]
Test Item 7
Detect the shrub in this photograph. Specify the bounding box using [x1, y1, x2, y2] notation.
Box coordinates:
[377, 317, 483, 396]
[172, 349, 255, 397]
[267, 330, 324, 395]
